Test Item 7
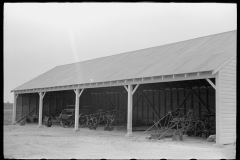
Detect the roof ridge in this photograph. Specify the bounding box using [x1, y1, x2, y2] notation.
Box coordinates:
[56, 30, 236, 68]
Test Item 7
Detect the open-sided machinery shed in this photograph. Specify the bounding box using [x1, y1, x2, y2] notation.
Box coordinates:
[11, 30, 236, 145]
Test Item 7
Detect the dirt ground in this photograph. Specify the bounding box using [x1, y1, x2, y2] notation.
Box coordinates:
[3, 123, 236, 159]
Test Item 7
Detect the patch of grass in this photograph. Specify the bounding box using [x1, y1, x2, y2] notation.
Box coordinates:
[4, 103, 13, 110]
[4, 110, 12, 125]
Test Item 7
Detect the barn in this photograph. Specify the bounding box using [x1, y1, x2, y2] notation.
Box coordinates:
[11, 30, 236, 145]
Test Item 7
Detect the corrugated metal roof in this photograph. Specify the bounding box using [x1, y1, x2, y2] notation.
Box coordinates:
[12, 30, 236, 91]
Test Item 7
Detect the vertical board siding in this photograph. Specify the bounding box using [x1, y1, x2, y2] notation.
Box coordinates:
[219, 57, 236, 144]
[154, 91, 159, 121]
[192, 88, 200, 118]
[208, 88, 215, 113]
[56, 92, 62, 111]
[62, 92, 68, 110]
[132, 92, 138, 124]
[178, 89, 185, 116]
[148, 91, 153, 123]
[43, 93, 50, 116]
[172, 89, 178, 109]
[166, 90, 171, 114]
[50, 93, 56, 114]
[186, 89, 192, 111]
[15, 83, 216, 126]
[22, 94, 29, 116]
[200, 88, 208, 116]
[29, 93, 37, 112]
[159, 90, 165, 118]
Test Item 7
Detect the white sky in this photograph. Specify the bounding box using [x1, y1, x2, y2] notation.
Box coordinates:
[4, 3, 236, 103]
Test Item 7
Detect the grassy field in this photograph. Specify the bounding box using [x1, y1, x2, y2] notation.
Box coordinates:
[4, 103, 13, 125]
[4, 111, 12, 125]
[4, 103, 13, 110]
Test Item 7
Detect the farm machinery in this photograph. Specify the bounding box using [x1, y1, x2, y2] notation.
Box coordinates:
[49, 105, 126, 131]
[135, 108, 215, 141]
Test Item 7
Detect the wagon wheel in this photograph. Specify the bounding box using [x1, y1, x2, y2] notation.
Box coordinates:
[61, 120, 70, 128]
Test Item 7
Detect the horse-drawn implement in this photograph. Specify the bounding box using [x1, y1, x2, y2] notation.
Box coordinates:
[135, 108, 214, 141]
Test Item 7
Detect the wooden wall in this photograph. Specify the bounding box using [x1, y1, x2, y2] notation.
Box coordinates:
[88, 87, 215, 125]
[218, 56, 236, 144]
[15, 87, 215, 126]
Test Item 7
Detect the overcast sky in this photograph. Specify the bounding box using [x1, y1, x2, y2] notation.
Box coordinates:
[4, 3, 236, 103]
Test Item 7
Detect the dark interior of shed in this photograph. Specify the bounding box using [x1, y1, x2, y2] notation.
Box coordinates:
[16, 78, 216, 137]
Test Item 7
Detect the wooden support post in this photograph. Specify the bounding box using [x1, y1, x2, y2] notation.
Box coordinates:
[125, 84, 133, 137]
[74, 89, 81, 131]
[38, 92, 45, 128]
[12, 93, 18, 124]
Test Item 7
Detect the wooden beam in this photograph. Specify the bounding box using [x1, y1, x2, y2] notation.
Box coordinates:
[42, 92, 46, 99]
[190, 88, 211, 113]
[79, 89, 84, 97]
[175, 90, 192, 111]
[97, 94, 107, 109]
[104, 92, 115, 109]
[139, 89, 160, 120]
[206, 78, 216, 90]
[132, 84, 139, 95]
[124, 85, 128, 92]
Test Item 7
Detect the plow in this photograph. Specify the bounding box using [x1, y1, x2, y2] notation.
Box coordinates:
[57, 108, 126, 131]
[135, 108, 214, 141]
[78, 109, 124, 131]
